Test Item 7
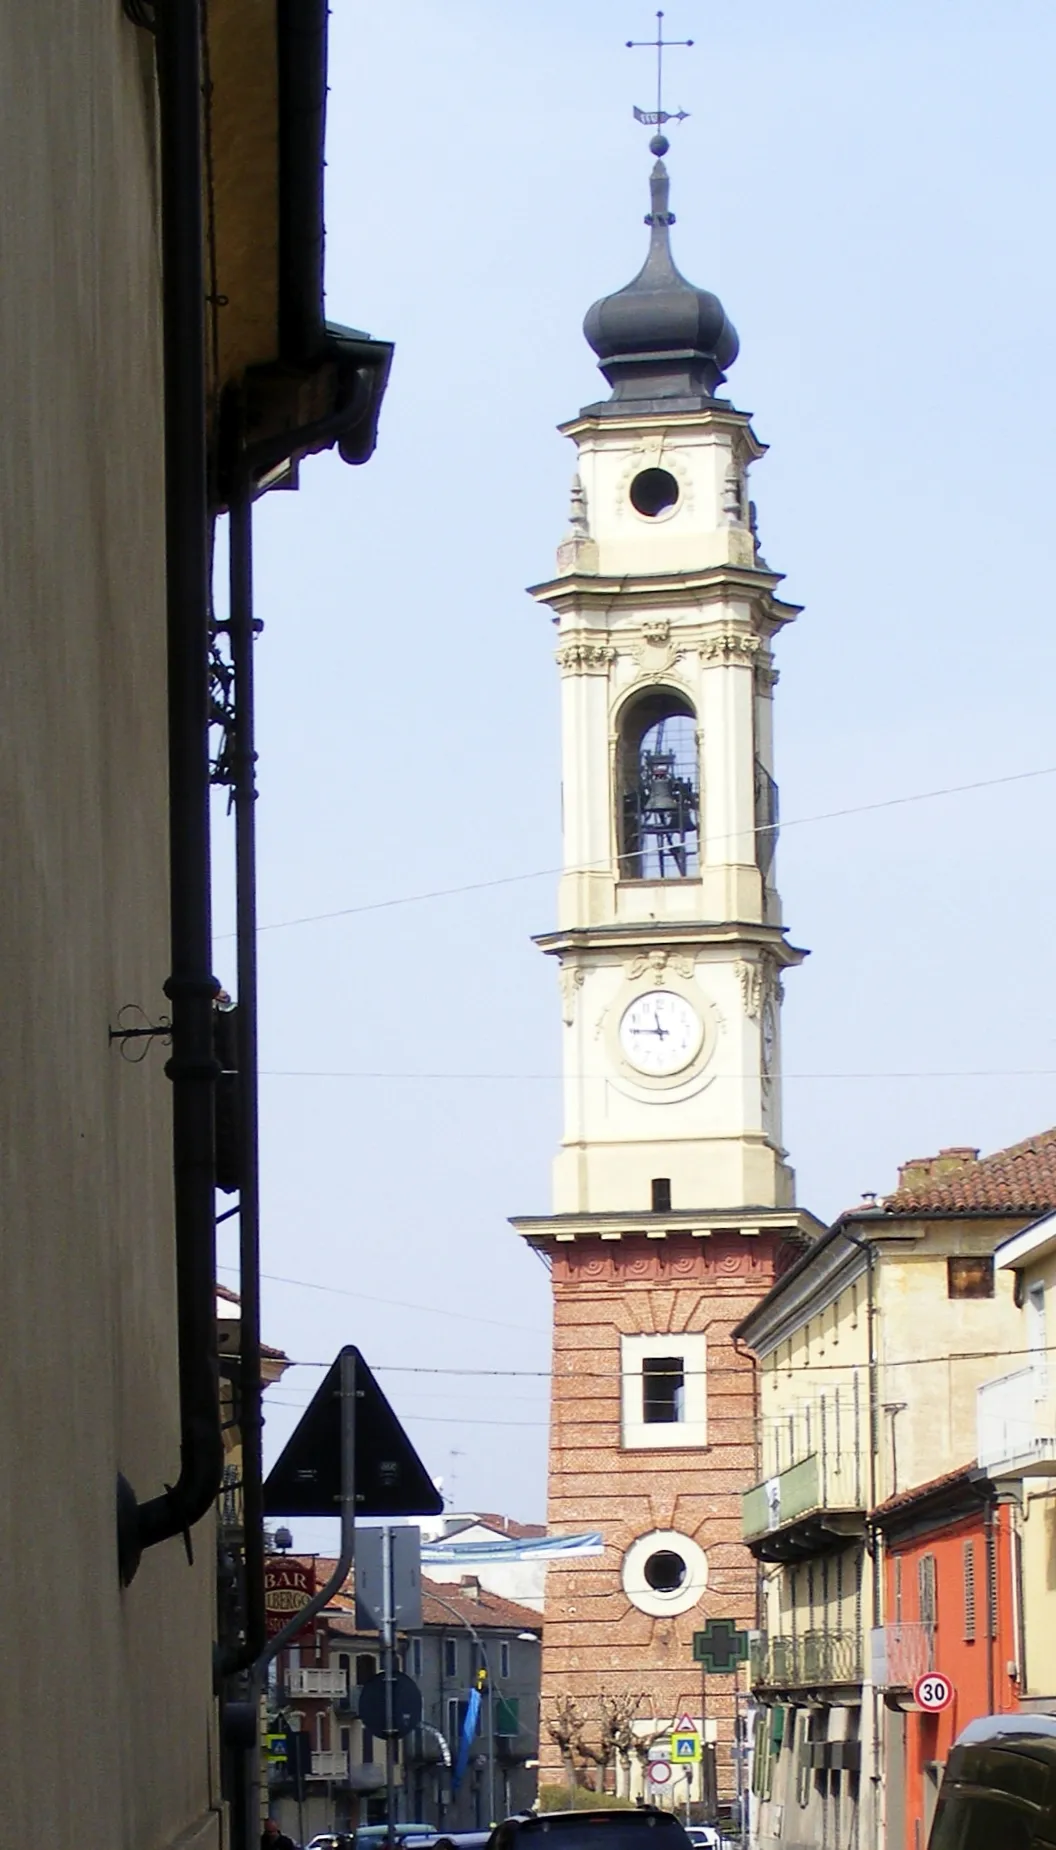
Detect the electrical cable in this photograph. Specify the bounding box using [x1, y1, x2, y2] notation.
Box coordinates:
[219, 762, 1056, 940]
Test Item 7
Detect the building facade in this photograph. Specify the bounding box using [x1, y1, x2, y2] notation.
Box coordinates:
[873, 1469, 1019, 1850]
[269, 1568, 541, 1840]
[737, 1130, 1056, 1850]
[511, 133, 823, 1811]
[982, 1206, 1056, 1712]
[2, 6, 392, 1846]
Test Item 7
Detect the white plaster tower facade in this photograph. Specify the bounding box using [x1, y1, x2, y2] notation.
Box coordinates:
[514, 140, 822, 1807]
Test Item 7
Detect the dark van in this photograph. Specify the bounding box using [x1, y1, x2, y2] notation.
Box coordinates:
[488, 1810, 694, 1850]
[928, 1714, 1056, 1850]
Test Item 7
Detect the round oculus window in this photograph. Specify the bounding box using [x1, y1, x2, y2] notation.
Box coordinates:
[622, 1528, 708, 1617]
[630, 467, 680, 518]
[644, 1549, 687, 1593]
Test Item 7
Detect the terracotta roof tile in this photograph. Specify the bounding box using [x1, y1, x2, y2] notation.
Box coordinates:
[312, 1560, 541, 1634]
[882, 1125, 1056, 1216]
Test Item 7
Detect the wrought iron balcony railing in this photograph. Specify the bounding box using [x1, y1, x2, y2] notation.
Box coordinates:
[749, 1629, 864, 1688]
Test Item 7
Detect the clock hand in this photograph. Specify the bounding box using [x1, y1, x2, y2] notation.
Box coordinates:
[653, 1012, 669, 1040]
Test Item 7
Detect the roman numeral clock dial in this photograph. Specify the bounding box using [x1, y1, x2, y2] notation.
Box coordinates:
[619, 988, 703, 1077]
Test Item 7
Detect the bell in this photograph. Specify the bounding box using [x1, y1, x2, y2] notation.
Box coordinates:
[645, 772, 676, 814]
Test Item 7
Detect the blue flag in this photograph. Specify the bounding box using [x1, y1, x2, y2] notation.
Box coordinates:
[451, 1685, 482, 1794]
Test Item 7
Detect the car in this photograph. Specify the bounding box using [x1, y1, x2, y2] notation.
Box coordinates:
[487, 1809, 695, 1850]
[685, 1830, 722, 1850]
[927, 1713, 1056, 1849]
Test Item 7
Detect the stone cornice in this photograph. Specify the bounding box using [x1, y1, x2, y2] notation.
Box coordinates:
[557, 405, 768, 463]
[527, 565, 801, 631]
[533, 921, 808, 969]
[509, 1205, 826, 1249]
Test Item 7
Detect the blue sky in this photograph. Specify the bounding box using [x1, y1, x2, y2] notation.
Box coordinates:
[214, 0, 1056, 1536]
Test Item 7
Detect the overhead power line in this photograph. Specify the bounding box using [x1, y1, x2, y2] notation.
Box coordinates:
[259, 1066, 1056, 1084]
[220, 762, 1056, 939]
[216, 1262, 545, 1337]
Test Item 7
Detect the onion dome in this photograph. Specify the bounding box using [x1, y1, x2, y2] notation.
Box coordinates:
[583, 137, 738, 405]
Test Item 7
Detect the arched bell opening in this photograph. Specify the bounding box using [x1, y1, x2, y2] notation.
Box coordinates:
[618, 689, 700, 880]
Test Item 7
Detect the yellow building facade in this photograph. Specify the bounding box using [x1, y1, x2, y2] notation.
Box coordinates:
[736, 1131, 1056, 1850]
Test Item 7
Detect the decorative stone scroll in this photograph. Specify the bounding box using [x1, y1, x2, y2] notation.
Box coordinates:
[558, 963, 586, 1025]
[555, 641, 616, 674]
[699, 630, 761, 668]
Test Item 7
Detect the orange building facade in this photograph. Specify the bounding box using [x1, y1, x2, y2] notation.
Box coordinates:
[876, 1468, 1020, 1850]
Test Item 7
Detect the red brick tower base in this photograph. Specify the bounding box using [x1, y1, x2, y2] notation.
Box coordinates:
[536, 1229, 789, 1812]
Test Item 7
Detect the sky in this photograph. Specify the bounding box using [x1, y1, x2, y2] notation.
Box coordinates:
[213, 0, 1056, 1541]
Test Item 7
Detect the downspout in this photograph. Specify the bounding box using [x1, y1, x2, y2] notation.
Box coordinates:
[118, 0, 223, 1585]
[833, 1223, 881, 1848]
[984, 1494, 997, 1714]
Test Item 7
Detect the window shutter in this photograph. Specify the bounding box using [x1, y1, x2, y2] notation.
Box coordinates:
[918, 1554, 937, 1628]
[963, 1542, 976, 1641]
[894, 1555, 903, 1624]
[989, 1528, 999, 1639]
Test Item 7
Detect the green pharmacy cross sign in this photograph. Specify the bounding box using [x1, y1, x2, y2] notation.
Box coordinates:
[692, 1618, 749, 1673]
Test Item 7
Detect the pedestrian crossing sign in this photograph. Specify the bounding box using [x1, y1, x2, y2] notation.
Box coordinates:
[670, 1730, 701, 1762]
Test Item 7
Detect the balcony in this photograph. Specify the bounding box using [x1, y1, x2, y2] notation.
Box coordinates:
[750, 1630, 864, 1689]
[310, 1750, 349, 1780]
[977, 1367, 1056, 1477]
[870, 1622, 933, 1691]
[742, 1452, 866, 1561]
[287, 1667, 348, 1700]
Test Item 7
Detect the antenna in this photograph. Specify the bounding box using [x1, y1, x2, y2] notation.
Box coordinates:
[626, 10, 693, 132]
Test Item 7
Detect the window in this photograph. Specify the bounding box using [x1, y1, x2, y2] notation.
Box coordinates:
[341, 1728, 351, 1756]
[500, 1639, 510, 1678]
[651, 1177, 672, 1212]
[621, 1332, 706, 1449]
[754, 757, 779, 883]
[894, 1555, 903, 1624]
[918, 1554, 937, 1628]
[495, 1696, 520, 1736]
[447, 1696, 479, 1749]
[444, 1637, 458, 1680]
[618, 691, 699, 880]
[410, 1637, 423, 1678]
[948, 1256, 994, 1299]
[964, 1541, 977, 1641]
[362, 1725, 375, 1764]
[643, 1356, 685, 1424]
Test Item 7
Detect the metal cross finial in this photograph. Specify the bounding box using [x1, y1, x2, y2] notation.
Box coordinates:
[627, 10, 693, 131]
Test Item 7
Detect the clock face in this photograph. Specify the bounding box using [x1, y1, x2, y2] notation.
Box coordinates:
[619, 989, 703, 1077]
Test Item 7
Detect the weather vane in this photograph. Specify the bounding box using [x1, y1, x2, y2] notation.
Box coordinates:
[626, 10, 693, 131]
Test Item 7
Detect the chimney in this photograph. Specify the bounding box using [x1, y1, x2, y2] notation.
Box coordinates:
[897, 1147, 979, 1192]
[459, 1574, 482, 1602]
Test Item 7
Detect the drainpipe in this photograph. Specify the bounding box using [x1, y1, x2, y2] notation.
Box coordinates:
[984, 1494, 997, 1714]
[117, 0, 223, 1585]
[832, 1222, 882, 1849]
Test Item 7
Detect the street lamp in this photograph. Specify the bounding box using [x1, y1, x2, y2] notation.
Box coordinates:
[430, 1592, 497, 1828]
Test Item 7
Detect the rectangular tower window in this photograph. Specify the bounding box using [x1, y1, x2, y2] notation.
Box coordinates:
[621, 1332, 706, 1449]
[643, 1355, 685, 1423]
[651, 1177, 672, 1212]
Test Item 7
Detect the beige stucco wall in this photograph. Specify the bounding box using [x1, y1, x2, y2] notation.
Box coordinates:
[876, 1222, 1025, 1501]
[0, 11, 220, 1848]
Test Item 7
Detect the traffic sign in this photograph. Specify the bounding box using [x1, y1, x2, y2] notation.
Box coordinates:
[647, 1761, 672, 1786]
[674, 1711, 697, 1734]
[358, 1669, 424, 1739]
[913, 1671, 954, 1713]
[671, 1730, 702, 1763]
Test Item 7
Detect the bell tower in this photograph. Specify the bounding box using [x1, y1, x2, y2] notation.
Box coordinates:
[513, 135, 823, 1808]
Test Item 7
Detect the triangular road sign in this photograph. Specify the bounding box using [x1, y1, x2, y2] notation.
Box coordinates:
[674, 1711, 698, 1735]
[263, 1345, 443, 1519]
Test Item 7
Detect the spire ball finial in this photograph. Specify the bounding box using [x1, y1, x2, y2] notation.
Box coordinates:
[649, 132, 670, 156]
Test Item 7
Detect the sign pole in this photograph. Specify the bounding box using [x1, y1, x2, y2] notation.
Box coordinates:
[383, 1524, 397, 1850]
[700, 1662, 707, 1820]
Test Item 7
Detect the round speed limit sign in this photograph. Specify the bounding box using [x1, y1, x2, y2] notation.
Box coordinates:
[914, 1671, 953, 1712]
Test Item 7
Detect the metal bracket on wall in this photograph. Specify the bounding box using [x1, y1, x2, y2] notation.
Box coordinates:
[109, 1003, 173, 1062]
[122, 0, 156, 31]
